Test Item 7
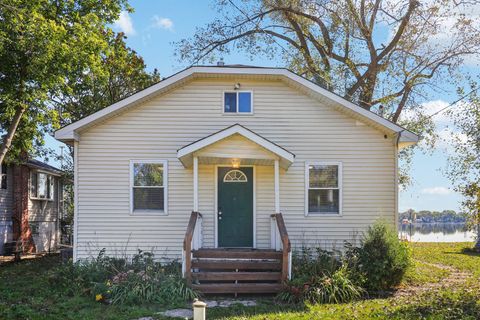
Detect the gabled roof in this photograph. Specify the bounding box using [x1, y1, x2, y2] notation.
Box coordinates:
[54, 65, 419, 147]
[177, 124, 295, 169]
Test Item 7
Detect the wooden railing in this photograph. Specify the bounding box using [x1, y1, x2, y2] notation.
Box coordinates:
[271, 213, 291, 282]
[183, 211, 202, 285]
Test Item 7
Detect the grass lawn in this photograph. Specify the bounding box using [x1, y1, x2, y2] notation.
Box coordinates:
[1, 242, 479, 320]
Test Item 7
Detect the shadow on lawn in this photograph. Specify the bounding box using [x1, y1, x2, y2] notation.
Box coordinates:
[388, 290, 480, 319]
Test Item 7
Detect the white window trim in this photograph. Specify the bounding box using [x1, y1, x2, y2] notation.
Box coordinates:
[129, 159, 168, 215]
[222, 90, 254, 115]
[30, 171, 55, 201]
[305, 161, 343, 216]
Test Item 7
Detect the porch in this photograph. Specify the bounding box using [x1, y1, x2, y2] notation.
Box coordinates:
[177, 124, 294, 294]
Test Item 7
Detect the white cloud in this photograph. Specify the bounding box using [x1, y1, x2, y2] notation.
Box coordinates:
[114, 11, 136, 36]
[400, 99, 472, 150]
[152, 16, 174, 31]
[421, 187, 452, 195]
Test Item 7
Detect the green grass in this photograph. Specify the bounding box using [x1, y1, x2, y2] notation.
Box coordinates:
[411, 242, 480, 277]
[1, 242, 479, 320]
[403, 259, 451, 286]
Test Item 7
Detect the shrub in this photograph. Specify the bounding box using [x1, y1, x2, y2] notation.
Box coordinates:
[50, 249, 198, 306]
[356, 220, 411, 292]
[280, 265, 363, 304]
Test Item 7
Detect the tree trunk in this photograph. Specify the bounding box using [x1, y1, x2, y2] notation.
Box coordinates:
[0, 105, 26, 166]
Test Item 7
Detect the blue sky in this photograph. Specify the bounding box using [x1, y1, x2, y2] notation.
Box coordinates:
[45, 0, 476, 212]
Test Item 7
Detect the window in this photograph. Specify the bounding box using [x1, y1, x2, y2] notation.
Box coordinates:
[306, 162, 342, 215]
[31, 172, 55, 200]
[223, 91, 252, 114]
[131, 160, 167, 214]
[223, 169, 248, 182]
[1, 164, 6, 190]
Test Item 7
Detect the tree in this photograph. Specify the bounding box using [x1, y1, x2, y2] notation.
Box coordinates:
[446, 84, 480, 250]
[53, 31, 160, 131]
[49, 28, 160, 245]
[0, 0, 130, 166]
[176, 0, 480, 122]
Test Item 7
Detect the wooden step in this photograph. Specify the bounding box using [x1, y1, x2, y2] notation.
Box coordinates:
[192, 259, 282, 270]
[193, 249, 282, 260]
[192, 283, 282, 294]
[192, 271, 282, 281]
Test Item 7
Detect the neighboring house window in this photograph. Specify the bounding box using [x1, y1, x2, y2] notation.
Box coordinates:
[31, 172, 55, 200]
[306, 162, 342, 215]
[1, 164, 6, 189]
[223, 91, 253, 113]
[131, 160, 167, 214]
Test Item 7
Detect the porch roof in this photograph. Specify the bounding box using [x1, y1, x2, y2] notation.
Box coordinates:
[177, 124, 295, 169]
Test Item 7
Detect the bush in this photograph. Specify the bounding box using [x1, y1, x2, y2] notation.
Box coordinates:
[50, 249, 198, 306]
[280, 265, 363, 304]
[356, 220, 411, 292]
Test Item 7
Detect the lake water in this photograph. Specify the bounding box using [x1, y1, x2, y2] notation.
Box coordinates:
[398, 223, 477, 242]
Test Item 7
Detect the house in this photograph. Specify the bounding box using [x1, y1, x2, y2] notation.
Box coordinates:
[55, 65, 418, 294]
[0, 159, 63, 255]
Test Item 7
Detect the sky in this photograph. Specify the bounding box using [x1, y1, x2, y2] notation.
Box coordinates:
[45, 0, 479, 213]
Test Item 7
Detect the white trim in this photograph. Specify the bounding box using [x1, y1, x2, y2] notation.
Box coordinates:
[394, 142, 399, 230]
[222, 90, 254, 115]
[214, 165, 256, 248]
[129, 159, 168, 215]
[73, 140, 79, 261]
[178, 124, 295, 167]
[193, 156, 198, 212]
[54, 66, 419, 143]
[274, 159, 280, 213]
[305, 161, 343, 216]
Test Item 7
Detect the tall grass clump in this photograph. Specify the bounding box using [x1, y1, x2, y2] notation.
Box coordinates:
[280, 247, 363, 304]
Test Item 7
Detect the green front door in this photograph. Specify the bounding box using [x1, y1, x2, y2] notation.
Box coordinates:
[217, 167, 253, 247]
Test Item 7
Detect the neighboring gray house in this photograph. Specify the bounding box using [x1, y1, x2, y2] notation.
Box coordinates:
[55, 65, 418, 294]
[0, 159, 63, 255]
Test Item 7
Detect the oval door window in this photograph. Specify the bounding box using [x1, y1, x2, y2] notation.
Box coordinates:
[223, 169, 248, 183]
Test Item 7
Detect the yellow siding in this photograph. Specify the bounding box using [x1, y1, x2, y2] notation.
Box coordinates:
[76, 78, 395, 260]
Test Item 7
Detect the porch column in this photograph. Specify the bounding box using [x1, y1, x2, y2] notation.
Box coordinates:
[193, 156, 198, 212]
[274, 159, 280, 213]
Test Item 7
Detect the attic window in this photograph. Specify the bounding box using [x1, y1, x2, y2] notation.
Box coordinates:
[224, 91, 252, 114]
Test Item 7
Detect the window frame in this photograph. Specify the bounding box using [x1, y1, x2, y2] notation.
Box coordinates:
[30, 171, 55, 201]
[305, 161, 343, 216]
[129, 159, 168, 215]
[222, 90, 254, 115]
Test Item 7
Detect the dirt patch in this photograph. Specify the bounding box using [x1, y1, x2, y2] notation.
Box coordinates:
[394, 262, 472, 298]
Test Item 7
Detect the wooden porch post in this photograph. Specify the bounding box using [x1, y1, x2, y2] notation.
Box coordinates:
[193, 156, 198, 212]
[274, 159, 280, 213]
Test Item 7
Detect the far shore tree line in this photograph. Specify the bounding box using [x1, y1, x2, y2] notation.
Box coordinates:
[0, 0, 479, 244]
[398, 210, 467, 224]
